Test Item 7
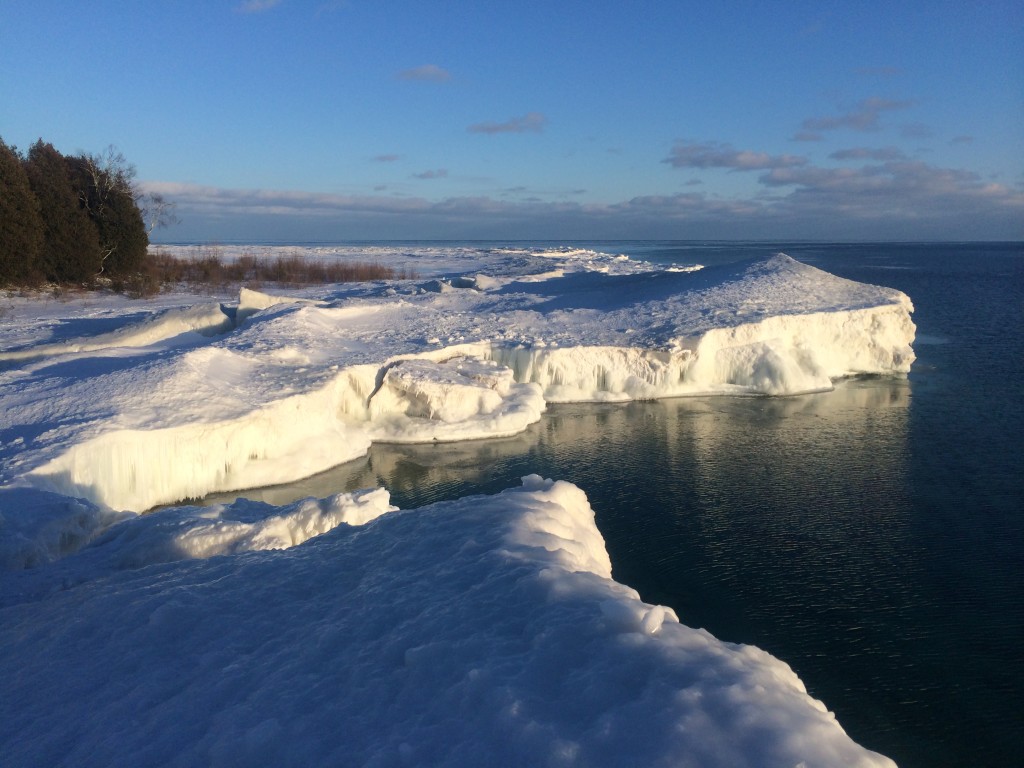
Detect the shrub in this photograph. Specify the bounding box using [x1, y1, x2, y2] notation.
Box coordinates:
[137, 250, 412, 293]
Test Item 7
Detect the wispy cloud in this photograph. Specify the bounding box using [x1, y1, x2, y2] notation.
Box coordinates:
[758, 159, 1011, 214]
[372, 154, 400, 163]
[796, 97, 914, 140]
[951, 135, 974, 145]
[468, 112, 546, 135]
[829, 147, 906, 161]
[316, 0, 350, 14]
[236, 0, 281, 13]
[412, 169, 448, 179]
[900, 122, 932, 139]
[397, 64, 452, 83]
[663, 141, 806, 171]
[856, 66, 903, 78]
[142, 154, 1024, 240]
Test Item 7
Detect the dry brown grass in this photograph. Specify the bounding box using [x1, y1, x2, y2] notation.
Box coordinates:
[117, 248, 416, 298]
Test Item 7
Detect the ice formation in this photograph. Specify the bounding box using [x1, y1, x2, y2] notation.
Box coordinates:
[0, 245, 911, 765]
[1, 477, 895, 767]
[1, 249, 914, 511]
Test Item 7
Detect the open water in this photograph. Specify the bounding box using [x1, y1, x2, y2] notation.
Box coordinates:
[204, 242, 1023, 768]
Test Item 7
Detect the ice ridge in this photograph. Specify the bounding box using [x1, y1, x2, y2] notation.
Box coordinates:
[0, 254, 915, 511]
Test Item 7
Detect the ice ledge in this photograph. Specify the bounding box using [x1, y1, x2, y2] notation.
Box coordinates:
[4, 254, 915, 511]
[0, 476, 895, 767]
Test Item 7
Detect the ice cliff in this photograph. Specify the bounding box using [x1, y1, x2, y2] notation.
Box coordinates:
[1, 253, 913, 511]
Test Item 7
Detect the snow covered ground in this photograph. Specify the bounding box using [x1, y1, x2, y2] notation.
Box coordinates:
[0, 245, 911, 766]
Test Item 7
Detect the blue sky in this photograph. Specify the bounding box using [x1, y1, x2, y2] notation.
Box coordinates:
[2, 0, 1021, 241]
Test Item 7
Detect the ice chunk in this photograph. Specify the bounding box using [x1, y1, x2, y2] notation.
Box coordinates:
[81, 488, 395, 568]
[368, 357, 546, 443]
[236, 286, 319, 323]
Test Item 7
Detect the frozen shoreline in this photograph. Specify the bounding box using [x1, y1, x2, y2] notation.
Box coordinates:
[0, 246, 909, 766]
[2, 249, 914, 511]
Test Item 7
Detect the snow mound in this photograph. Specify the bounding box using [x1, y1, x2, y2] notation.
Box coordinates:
[0, 488, 132, 570]
[0, 478, 894, 767]
[0, 302, 232, 362]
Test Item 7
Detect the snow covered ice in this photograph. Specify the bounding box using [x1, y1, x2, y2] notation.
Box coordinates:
[0, 246, 910, 766]
[1, 248, 914, 511]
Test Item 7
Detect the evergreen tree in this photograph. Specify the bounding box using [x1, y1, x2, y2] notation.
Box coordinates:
[97, 188, 149, 275]
[24, 140, 102, 283]
[0, 139, 45, 286]
[67, 148, 148, 276]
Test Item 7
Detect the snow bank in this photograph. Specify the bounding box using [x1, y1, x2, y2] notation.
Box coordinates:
[1, 252, 914, 512]
[25, 371, 375, 511]
[0, 302, 232, 362]
[0, 488, 132, 570]
[0, 486, 392, 575]
[0, 478, 894, 767]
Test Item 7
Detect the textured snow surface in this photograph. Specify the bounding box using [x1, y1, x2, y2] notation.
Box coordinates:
[0, 477, 894, 768]
[1, 250, 914, 511]
[0, 246, 910, 765]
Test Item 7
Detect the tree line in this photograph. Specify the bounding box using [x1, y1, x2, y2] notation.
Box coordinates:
[0, 138, 174, 288]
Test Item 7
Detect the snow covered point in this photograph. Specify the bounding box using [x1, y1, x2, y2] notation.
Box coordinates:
[0, 248, 910, 766]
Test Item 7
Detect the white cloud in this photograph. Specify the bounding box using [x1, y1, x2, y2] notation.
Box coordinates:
[468, 113, 546, 135]
[397, 64, 452, 82]
[412, 169, 448, 180]
[758, 159, 1024, 232]
[663, 141, 807, 171]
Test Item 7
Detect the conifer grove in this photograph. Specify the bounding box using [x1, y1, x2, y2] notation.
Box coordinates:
[1, 138, 151, 287]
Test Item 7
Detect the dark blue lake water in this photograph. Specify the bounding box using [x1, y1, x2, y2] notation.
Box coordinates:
[206, 242, 1024, 767]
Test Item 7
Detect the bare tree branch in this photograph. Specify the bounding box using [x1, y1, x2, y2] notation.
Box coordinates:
[139, 192, 180, 235]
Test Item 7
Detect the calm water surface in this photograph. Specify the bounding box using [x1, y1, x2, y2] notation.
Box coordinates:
[203, 242, 1024, 768]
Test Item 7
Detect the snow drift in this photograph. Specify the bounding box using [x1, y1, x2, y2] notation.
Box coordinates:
[0, 477, 894, 767]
